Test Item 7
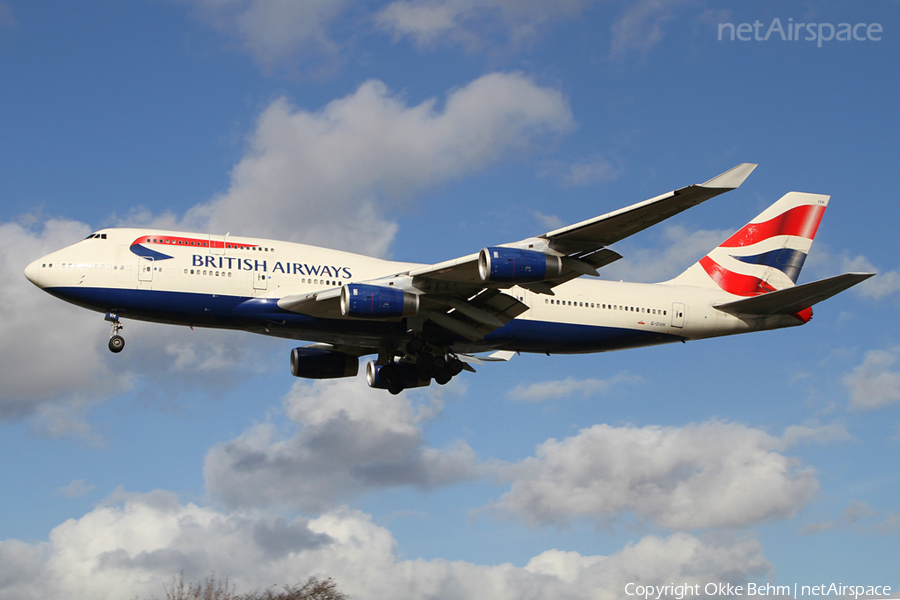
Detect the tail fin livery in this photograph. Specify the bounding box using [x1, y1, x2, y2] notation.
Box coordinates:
[667, 192, 828, 296]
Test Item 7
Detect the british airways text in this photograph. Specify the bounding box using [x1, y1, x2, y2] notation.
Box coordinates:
[191, 255, 352, 278]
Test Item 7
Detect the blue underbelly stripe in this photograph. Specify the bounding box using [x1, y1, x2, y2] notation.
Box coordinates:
[45, 286, 684, 353]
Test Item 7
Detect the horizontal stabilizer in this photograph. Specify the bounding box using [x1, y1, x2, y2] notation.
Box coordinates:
[714, 272, 874, 316]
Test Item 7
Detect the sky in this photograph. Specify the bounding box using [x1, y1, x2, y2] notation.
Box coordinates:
[1, 1, 899, 599]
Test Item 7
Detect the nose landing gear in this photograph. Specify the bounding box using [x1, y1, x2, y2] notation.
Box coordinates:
[105, 312, 125, 353]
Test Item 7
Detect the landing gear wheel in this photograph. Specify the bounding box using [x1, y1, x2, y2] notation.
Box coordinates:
[380, 363, 405, 395]
[406, 337, 426, 354]
[434, 370, 452, 385]
[108, 335, 125, 353]
[448, 358, 464, 376]
[105, 312, 125, 354]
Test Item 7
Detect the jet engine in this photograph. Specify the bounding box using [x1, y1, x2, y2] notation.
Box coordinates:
[478, 247, 562, 283]
[340, 283, 419, 318]
[290, 347, 359, 379]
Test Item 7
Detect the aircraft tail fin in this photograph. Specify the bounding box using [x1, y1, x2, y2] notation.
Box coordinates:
[665, 191, 829, 295]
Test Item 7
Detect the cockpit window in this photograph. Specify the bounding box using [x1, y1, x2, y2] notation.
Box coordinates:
[83, 233, 108, 240]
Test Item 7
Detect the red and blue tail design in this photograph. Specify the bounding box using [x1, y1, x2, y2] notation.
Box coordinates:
[667, 192, 828, 296]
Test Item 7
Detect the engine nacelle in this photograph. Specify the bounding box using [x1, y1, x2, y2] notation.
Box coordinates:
[366, 361, 431, 390]
[290, 347, 359, 379]
[341, 283, 419, 318]
[478, 247, 562, 283]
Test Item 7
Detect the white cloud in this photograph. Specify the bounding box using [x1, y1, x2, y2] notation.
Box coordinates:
[802, 501, 900, 536]
[204, 376, 480, 511]
[539, 155, 620, 187]
[508, 373, 641, 402]
[840, 255, 900, 300]
[0, 491, 773, 600]
[560, 155, 620, 187]
[0, 2, 16, 28]
[843, 348, 900, 411]
[376, 0, 594, 51]
[183, 73, 573, 257]
[531, 210, 564, 230]
[610, 0, 689, 60]
[778, 423, 851, 448]
[490, 420, 823, 529]
[55, 479, 95, 499]
[183, 0, 351, 72]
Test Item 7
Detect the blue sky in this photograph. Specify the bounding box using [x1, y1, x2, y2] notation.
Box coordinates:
[1, 1, 899, 598]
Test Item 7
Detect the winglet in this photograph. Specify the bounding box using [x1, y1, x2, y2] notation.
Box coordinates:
[700, 163, 758, 189]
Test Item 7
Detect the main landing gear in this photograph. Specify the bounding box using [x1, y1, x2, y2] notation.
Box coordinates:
[371, 338, 467, 395]
[105, 312, 125, 353]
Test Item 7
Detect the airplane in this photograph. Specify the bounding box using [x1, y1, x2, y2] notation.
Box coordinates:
[24, 163, 873, 394]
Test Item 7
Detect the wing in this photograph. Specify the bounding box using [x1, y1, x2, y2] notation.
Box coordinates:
[540, 163, 758, 253]
[408, 162, 757, 288]
[278, 164, 757, 340]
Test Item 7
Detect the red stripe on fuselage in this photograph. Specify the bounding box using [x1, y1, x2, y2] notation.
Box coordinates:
[720, 204, 825, 248]
[130, 235, 258, 250]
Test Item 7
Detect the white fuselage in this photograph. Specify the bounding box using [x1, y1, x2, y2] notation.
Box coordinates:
[24, 228, 805, 356]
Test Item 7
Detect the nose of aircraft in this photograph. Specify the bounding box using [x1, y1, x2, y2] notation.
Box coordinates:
[24, 258, 43, 287]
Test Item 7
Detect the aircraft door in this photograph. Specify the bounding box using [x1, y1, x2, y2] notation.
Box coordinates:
[671, 302, 685, 328]
[253, 270, 268, 291]
[138, 256, 153, 282]
[518, 288, 532, 319]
